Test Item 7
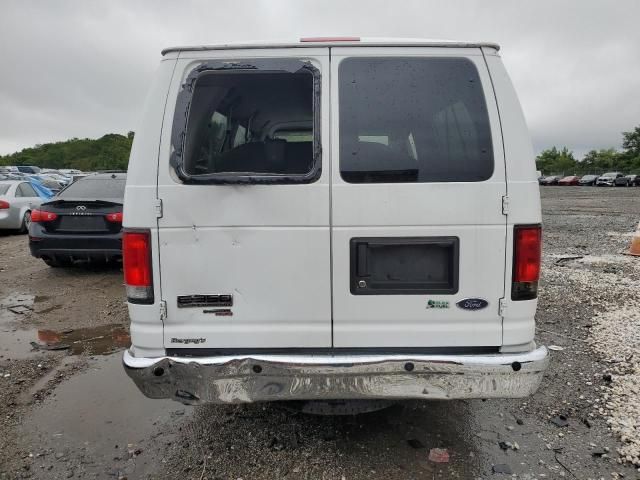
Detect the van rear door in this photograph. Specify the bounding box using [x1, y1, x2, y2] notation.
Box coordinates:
[330, 47, 507, 348]
[156, 49, 331, 350]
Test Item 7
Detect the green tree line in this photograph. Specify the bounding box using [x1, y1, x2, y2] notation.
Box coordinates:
[0, 132, 134, 172]
[2, 125, 640, 176]
[537, 126, 640, 176]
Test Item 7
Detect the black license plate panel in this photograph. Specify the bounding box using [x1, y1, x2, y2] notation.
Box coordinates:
[350, 237, 459, 295]
[58, 215, 107, 232]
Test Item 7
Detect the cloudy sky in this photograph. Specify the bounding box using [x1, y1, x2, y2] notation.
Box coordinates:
[0, 0, 638, 158]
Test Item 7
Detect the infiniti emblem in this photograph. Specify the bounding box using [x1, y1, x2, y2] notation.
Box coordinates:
[76, 205, 87, 211]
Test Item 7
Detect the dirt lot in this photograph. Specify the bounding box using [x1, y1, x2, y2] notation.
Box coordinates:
[1, 186, 639, 479]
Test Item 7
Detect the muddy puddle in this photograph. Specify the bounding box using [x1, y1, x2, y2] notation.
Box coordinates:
[1, 323, 131, 360]
[1, 293, 131, 359]
[22, 353, 190, 479]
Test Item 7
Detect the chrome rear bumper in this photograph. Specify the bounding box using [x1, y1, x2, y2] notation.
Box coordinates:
[123, 347, 549, 405]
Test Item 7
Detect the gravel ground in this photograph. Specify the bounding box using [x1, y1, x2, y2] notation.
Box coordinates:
[0, 185, 639, 479]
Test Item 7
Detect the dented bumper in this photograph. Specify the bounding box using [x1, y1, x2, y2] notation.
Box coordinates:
[123, 347, 549, 405]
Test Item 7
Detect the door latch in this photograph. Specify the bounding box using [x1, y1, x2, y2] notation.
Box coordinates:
[155, 199, 163, 218]
[501, 195, 510, 215]
[498, 298, 507, 316]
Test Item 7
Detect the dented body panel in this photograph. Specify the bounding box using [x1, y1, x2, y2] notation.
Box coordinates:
[123, 347, 549, 404]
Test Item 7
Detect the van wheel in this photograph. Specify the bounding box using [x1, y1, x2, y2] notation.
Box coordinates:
[43, 257, 73, 268]
[19, 211, 31, 233]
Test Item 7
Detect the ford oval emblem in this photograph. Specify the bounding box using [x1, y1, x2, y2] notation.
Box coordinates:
[456, 298, 489, 311]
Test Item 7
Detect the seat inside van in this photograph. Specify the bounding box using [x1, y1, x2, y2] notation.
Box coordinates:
[182, 70, 315, 176]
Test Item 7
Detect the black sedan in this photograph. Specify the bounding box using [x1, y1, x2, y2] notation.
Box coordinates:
[28, 172, 126, 267]
[578, 174, 599, 186]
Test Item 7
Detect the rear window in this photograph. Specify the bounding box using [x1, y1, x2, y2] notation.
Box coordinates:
[58, 177, 126, 199]
[172, 59, 320, 184]
[0, 184, 10, 195]
[339, 57, 494, 183]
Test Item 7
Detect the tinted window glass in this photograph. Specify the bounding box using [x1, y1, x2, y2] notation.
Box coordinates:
[182, 69, 315, 178]
[339, 57, 494, 183]
[0, 184, 10, 195]
[58, 178, 126, 199]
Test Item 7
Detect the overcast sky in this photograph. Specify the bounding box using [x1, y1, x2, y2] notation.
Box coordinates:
[0, 0, 638, 159]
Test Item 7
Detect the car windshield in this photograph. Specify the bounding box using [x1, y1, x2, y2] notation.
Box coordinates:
[57, 177, 126, 200]
[602, 172, 617, 178]
[0, 184, 11, 195]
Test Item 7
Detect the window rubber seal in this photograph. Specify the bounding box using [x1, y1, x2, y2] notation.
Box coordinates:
[169, 58, 322, 185]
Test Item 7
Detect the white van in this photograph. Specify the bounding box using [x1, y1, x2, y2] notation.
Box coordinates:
[123, 38, 548, 407]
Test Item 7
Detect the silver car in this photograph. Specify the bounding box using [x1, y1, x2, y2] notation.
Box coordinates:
[0, 181, 43, 232]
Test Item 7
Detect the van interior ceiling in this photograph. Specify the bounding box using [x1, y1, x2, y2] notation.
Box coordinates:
[183, 70, 314, 176]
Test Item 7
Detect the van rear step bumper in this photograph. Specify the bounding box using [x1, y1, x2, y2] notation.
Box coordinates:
[123, 347, 549, 405]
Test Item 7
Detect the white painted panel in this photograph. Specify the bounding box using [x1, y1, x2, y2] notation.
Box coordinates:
[330, 47, 507, 348]
[157, 49, 332, 349]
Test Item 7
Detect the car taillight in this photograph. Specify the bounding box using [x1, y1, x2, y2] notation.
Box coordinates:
[0, 200, 9, 209]
[123, 230, 154, 304]
[31, 209, 58, 222]
[512, 225, 542, 301]
[105, 212, 123, 223]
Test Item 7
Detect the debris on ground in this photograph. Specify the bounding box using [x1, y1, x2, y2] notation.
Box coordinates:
[550, 415, 569, 428]
[407, 438, 424, 449]
[554, 255, 584, 265]
[548, 345, 565, 351]
[428, 448, 450, 463]
[29, 341, 70, 351]
[492, 463, 513, 474]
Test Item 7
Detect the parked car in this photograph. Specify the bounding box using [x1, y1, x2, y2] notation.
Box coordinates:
[614, 175, 631, 187]
[578, 174, 599, 186]
[558, 175, 579, 186]
[28, 172, 125, 267]
[539, 175, 560, 185]
[15, 165, 41, 174]
[625, 174, 640, 186]
[122, 38, 549, 409]
[0, 180, 43, 232]
[29, 175, 64, 193]
[597, 172, 624, 186]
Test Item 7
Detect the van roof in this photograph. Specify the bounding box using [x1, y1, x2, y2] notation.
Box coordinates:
[161, 37, 500, 56]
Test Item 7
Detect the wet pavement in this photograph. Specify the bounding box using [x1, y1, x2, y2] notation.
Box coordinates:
[1, 187, 640, 479]
[1, 293, 129, 360]
[22, 354, 187, 479]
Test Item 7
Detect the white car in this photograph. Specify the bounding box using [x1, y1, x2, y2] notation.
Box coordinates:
[0, 180, 43, 232]
[122, 37, 548, 409]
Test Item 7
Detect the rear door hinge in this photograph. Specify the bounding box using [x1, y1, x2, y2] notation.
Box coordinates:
[159, 300, 167, 321]
[155, 199, 163, 218]
[501, 195, 510, 215]
[499, 298, 507, 316]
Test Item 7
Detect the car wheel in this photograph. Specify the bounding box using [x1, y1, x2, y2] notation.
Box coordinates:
[19, 211, 31, 233]
[43, 257, 73, 268]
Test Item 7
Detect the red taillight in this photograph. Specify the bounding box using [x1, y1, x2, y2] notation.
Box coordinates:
[300, 36, 360, 42]
[123, 230, 154, 304]
[31, 209, 58, 222]
[105, 212, 123, 223]
[0, 200, 9, 209]
[512, 225, 542, 300]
